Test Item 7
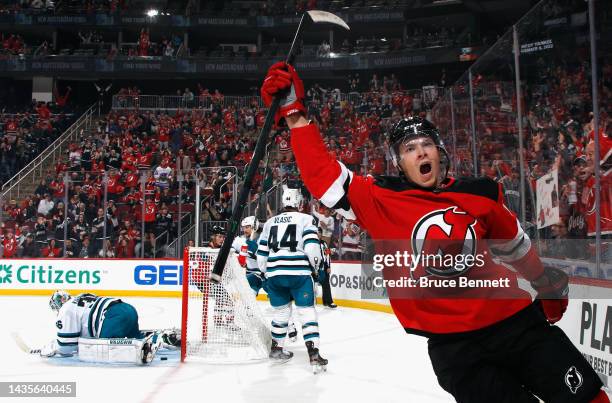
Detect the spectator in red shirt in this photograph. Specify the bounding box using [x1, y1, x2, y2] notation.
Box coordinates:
[54, 85, 71, 108]
[41, 239, 61, 258]
[36, 102, 51, 119]
[2, 230, 18, 258]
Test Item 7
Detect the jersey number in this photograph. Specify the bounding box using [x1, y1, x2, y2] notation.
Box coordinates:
[268, 224, 298, 252]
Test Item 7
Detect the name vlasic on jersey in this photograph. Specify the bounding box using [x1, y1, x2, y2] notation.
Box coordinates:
[257, 211, 321, 277]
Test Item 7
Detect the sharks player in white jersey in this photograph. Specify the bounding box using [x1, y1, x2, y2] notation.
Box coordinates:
[246, 215, 298, 341]
[41, 290, 179, 364]
[257, 185, 327, 373]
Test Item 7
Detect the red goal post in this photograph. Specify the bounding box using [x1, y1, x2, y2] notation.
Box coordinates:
[180, 246, 271, 363]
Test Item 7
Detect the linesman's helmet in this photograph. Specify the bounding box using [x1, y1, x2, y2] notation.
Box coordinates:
[389, 117, 450, 181]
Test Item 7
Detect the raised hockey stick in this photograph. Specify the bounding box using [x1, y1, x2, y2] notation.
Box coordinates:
[210, 10, 349, 284]
[11, 332, 41, 355]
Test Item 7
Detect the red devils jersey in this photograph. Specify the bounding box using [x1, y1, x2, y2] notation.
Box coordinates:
[3, 236, 17, 257]
[580, 174, 612, 236]
[6, 121, 17, 134]
[292, 123, 545, 336]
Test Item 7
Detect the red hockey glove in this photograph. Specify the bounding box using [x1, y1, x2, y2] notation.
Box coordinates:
[260, 61, 306, 124]
[530, 267, 569, 324]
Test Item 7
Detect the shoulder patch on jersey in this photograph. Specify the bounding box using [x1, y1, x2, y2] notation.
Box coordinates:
[443, 177, 499, 202]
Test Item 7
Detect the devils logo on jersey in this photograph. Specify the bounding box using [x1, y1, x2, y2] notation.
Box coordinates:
[411, 207, 477, 279]
[564, 366, 583, 394]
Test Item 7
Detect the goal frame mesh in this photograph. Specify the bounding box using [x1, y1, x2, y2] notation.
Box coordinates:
[181, 246, 271, 363]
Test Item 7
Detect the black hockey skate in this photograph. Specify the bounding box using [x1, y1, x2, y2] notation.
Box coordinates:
[306, 341, 328, 374]
[269, 340, 293, 364]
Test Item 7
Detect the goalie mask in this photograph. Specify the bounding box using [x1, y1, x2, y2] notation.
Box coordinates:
[389, 117, 450, 186]
[281, 185, 304, 210]
[49, 290, 71, 312]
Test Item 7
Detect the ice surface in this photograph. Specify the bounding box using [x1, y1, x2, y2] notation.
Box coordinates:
[1, 296, 452, 403]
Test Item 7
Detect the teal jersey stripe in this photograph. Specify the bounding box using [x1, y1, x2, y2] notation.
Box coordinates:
[268, 255, 307, 262]
[87, 297, 103, 337]
[94, 298, 111, 336]
[267, 265, 312, 271]
[303, 333, 320, 340]
[57, 332, 81, 338]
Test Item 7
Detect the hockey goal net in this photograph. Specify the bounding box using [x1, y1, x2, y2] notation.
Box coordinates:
[181, 247, 271, 363]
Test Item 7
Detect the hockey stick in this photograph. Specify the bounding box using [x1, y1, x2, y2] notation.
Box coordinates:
[210, 10, 349, 284]
[11, 332, 41, 355]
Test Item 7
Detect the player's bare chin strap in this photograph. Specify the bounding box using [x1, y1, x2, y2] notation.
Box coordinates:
[591, 390, 610, 403]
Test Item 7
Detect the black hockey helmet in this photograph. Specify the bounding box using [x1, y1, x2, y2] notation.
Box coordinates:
[389, 117, 450, 182]
[211, 225, 226, 236]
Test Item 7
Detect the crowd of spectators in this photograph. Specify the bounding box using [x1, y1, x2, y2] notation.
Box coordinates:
[121, 29, 183, 58]
[0, 0, 130, 15]
[431, 54, 611, 266]
[0, 98, 75, 188]
[0, 34, 26, 57]
[1, 44, 609, 266]
[0, 77, 434, 259]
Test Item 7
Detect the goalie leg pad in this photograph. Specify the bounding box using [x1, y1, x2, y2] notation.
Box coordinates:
[78, 334, 160, 365]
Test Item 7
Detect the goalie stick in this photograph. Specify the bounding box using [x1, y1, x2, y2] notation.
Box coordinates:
[210, 10, 350, 284]
[11, 332, 41, 355]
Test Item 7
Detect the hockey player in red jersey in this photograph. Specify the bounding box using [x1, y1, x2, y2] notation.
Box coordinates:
[261, 61, 609, 403]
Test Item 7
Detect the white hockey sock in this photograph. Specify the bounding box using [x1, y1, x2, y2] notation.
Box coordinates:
[296, 306, 320, 348]
[271, 303, 291, 348]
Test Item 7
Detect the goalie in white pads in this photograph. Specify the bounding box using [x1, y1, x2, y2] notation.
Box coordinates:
[42, 290, 180, 364]
[257, 185, 328, 373]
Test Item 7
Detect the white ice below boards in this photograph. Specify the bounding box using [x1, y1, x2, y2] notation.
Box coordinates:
[1, 296, 452, 403]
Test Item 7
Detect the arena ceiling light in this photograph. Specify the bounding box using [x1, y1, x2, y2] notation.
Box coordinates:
[146, 9, 159, 17]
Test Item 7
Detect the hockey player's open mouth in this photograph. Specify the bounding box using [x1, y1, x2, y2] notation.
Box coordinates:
[420, 162, 432, 175]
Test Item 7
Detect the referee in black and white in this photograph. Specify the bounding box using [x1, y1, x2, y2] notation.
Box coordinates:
[318, 227, 337, 308]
